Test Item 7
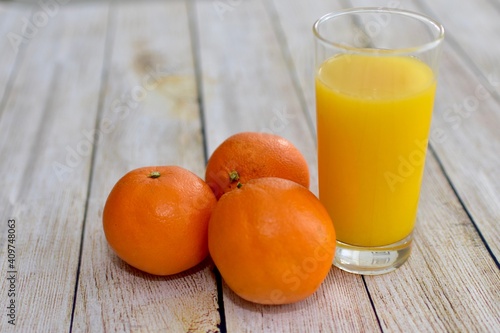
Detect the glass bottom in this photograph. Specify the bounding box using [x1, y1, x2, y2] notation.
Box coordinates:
[333, 234, 412, 275]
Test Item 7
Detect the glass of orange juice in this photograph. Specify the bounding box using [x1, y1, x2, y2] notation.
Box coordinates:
[313, 8, 444, 274]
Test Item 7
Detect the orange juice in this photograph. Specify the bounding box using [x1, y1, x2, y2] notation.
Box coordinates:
[316, 54, 436, 247]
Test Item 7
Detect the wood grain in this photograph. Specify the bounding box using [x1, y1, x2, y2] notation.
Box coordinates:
[71, 2, 220, 332]
[427, 45, 500, 260]
[279, 0, 500, 259]
[0, 2, 109, 332]
[0, 3, 29, 107]
[222, 268, 381, 333]
[269, 0, 346, 122]
[350, 0, 500, 265]
[194, 0, 319, 193]
[0, 0, 498, 332]
[402, 0, 500, 262]
[194, 0, 380, 331]
[366, 153, 500, 332]
[417, 0, 500, 90]
[270, 0, 500, 332]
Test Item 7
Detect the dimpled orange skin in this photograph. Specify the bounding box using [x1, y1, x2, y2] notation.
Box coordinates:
[208, 177, 336, 305]
[205, 132, 310, 199]
[103, 166, 217, 275]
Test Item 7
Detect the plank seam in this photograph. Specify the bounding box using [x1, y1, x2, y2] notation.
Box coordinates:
[268, 1, 384, 330]
[68, 3, 116, 332]
[415, 0, 500, 106]
[17, 65, 60, 198]
[362, 276, 384, 333]
[0, 6, 33, 121]
[264, 0, 317, 142]
[186, 1, 227, 332]
[214, 267, 227, 333]
[186, 0, 209, 165]
[0, 51, 24, 121]
[402, 0, 500, 278]
[428, 144, 500, 270]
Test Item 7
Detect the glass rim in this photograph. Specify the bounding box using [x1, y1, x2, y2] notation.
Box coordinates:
[313, 7, 445, 55]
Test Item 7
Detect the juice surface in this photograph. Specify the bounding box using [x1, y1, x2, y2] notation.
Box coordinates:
[316, 54, 436, 247]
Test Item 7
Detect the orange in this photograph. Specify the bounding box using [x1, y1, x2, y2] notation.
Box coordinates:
[205, 132, 310, 199]
[103, 166, 217, 275]
[208, 177, 336, 305]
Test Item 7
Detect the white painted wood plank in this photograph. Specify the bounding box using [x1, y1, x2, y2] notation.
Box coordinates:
[195, 0, 380, 331]
[417, 0, 500, 90]
[428, 44, 500, 258]
[414, 0, 500, 261]
[0, 2, 109, 332]
[0, 3, 30, 104]
[195, 0, 319, 194]
[278, 0, 500, 264]
[389, 0, 500, 261]
[269, 0, 346, 122]
[272, 0, 500, 331]
[367, 154, 500, 332]
[222, 268, 380, 332]
[72, 2, 220, 332]
[350, 0, 500, 264]
[0, 0, 496, 332]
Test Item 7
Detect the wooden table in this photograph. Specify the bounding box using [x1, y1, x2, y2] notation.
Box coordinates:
[1, 0, 499, 332]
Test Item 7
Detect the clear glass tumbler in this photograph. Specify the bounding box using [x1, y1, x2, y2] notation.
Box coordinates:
[313, 8, 444, 275]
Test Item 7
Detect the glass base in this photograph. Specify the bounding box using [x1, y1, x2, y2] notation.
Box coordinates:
[333, 234, 412, 275]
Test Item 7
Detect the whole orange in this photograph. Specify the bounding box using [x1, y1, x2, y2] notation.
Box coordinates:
[208, 177, 336, 305]
[205, 132, 310, 199]
[103, 166, 217, 275]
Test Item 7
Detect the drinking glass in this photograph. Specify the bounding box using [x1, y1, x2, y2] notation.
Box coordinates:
[313, 8, 444, 274]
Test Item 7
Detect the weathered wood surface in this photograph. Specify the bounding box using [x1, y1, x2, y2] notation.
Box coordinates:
[70, 2, 220, 332]
[0, 0, 498, 332]
[272, 1, 500, 331]
[0, 2, 109, 331]
[195, 0, 379, 331]
[348, 0, 500, 263]
[407, 0, 500, 261]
